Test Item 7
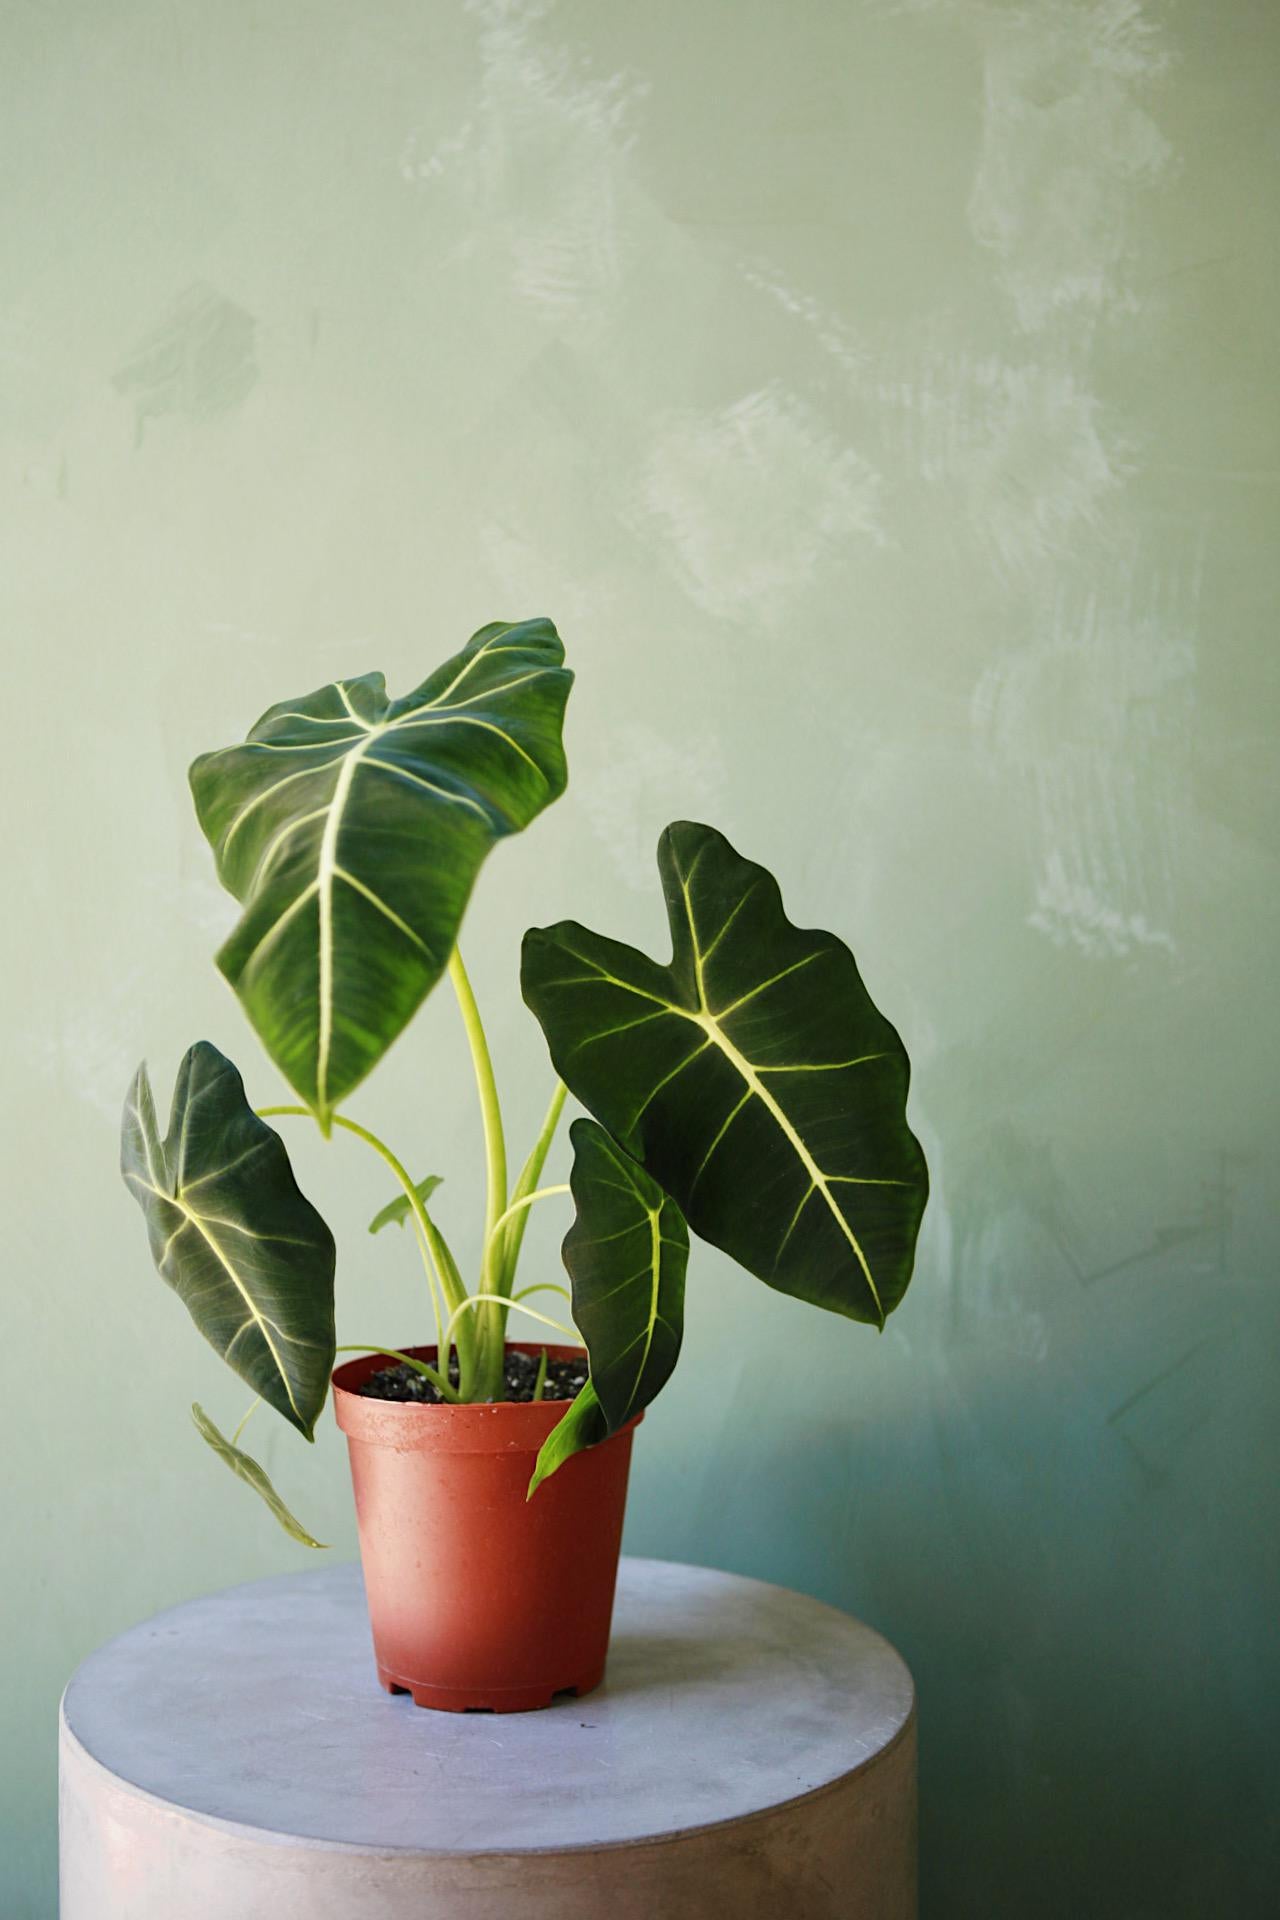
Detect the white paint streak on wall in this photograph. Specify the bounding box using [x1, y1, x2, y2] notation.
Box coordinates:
[754, 3, 1188, 961]
[403, 0, 648, 325]
[637, 387, 884, 623]
[968, 0, 1173, 336]
[416, 0, 1187, 961]
[973, 538, 1199, 957]
[958, 0, 1188, 958]
[478, 522, 611, 627]
[579, 724, 727, 892]
[879, 349, 1129, 582]
[739, 260, 868, 380]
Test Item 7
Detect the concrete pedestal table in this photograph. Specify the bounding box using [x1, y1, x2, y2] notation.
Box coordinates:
[60, 1557, 917, 1919]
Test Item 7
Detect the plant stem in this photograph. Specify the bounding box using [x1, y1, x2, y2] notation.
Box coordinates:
[404, 1214, 447, 1359]
[440, 1292, 577, 1364]
[231, 1397, 260, 1447]
[331, 1116, 474, 1389]
[532, 1350, 549, 1402]
[259, 1104, 476, 1395]
[512, 1280, 572, 1305]
[486, 1184, 571, 1253]
[447, 947, 508, 1395]
[498, 1081, 567, 1291]
[334, 1345, 459, 1403]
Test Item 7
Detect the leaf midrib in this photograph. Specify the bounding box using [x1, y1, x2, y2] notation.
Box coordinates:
[547, 904, 887, 1319]
[586, 1132, 668, 1423]
[216, 644, 563, 1117]
[316, 728, 378, 1115]
[676, 865, 885, 1322]
[125, 1169, 303, 1422]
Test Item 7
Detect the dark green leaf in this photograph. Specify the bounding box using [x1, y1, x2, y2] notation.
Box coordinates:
[562, 1118, 686, 1433]
[189, 620, 573, 1128]
[191, 1404, 327, 1548]
[368, 1174, 443, 1236]
[527, 1379, 608, 1497]
[121, 1042, 336, 1435]
[522, 821, 928, 1328]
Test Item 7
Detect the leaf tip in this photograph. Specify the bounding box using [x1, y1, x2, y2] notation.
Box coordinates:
[526, 1436, 562, 1499]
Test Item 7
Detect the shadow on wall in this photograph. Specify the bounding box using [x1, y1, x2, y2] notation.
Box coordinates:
[664, 1304, 1276, 1920]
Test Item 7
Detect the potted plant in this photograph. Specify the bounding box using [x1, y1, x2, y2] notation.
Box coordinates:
[121, 618, 928, 1712]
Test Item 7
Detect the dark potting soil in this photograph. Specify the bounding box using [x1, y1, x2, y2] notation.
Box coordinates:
[358, 1349, 587, 1406]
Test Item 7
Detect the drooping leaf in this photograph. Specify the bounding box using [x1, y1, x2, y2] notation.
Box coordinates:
[522, 821, 928, 1329]
[561, 1118, 687, 1433]
[528, 1379, 608, 1498]
[368, 1174, 443, 1236]
[189, 620, 573, 1128]
[191, 1403, 327, 1549]
[120, 1043, 336, 1435]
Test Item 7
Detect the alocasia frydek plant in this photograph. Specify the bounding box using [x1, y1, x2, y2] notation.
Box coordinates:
[121, 619, 928, 1535]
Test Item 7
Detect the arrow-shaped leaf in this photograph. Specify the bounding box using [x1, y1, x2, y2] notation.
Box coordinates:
[522, 822, 928, 1328]
[191, 1403, 327, 1548]
[120, 1042, 336, 1435]
[189, 619, 573, 1128]
[561, 1118, 687, 1433]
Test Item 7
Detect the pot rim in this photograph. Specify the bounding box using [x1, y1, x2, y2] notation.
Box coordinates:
[332, 1343, 640, 1454]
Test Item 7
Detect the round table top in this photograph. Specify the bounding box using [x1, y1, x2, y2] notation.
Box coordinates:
[61, 1557, 914, 1856]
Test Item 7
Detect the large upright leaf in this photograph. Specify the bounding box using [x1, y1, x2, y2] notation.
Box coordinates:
[190, 619, 572, 1127]
[561, 1118, 687, 1433]
[120, 1042, 336, 1435]
[522, 822, 928, 1328]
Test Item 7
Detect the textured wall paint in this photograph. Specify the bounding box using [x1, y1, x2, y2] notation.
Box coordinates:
[2, 2, 1277, 1914]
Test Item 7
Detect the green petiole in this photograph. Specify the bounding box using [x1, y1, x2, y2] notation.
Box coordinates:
[334, 1345, 460, 1403]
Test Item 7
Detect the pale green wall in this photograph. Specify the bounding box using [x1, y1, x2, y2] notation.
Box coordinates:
[3, 2, 1277, 1913]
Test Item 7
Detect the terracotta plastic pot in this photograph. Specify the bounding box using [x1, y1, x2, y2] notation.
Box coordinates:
[332, 1344, 639, 1712]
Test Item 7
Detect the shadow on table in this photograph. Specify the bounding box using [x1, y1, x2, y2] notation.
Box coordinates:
[599, 1630, 761, 1699]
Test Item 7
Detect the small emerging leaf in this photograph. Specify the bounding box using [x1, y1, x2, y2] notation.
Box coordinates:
[191, 1404, 327, 1549]
[368, 1175, 443, 1236]
[528, 1380, 608, 1498]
